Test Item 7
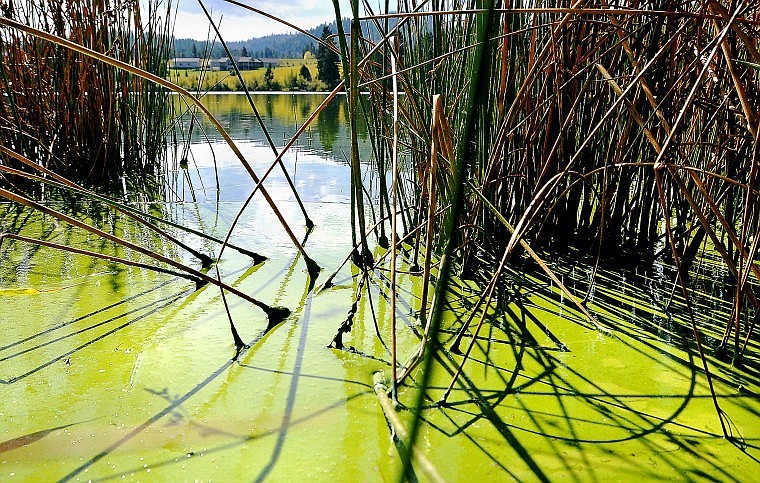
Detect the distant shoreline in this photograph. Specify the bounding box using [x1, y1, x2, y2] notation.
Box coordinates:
[165, 91, 387, 96]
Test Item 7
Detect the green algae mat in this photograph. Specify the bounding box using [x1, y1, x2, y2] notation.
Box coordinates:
[1, 199, 757, 482]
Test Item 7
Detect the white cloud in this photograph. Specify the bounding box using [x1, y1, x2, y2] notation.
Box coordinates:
[172, 0, 352, 40]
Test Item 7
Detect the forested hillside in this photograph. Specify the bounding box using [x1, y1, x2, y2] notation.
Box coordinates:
[172, 19, 351, 58]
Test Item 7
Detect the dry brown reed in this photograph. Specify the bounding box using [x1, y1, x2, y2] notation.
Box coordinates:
[321, 2, 760, 458]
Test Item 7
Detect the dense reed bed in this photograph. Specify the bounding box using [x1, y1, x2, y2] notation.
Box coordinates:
[347, 0, 759, 358]
[318, 1, 759, 475]
[0, 0, 174, 194]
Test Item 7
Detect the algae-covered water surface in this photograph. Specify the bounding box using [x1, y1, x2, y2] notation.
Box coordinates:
[1, 94, 758, 481]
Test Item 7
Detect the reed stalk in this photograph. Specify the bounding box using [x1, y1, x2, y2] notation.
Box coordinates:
[389, 35, 400, 399]
[400, 3, 496, 480]
[372, 372, 445, 483]
[0, 233, 203, 286]
[0, 145, 215, 267]
[197, 0, 315, 230]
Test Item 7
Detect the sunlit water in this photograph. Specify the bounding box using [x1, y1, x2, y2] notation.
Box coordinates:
[1, 94, 758, 481]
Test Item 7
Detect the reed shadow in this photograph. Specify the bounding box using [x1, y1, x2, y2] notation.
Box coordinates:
[0, 284, 187, 384]
[254, 273, 314, 481]
[0, 420, 94, 455]
[407, 266, 758, 482]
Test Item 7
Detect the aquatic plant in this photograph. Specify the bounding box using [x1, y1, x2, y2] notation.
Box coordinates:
[0, 0, 758, 480]
[0, 0, 174, 193]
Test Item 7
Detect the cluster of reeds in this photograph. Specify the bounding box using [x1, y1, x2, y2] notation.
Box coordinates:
[0, 0, 757, 477]
[0, 0, 174, 193]
[347, 1, 758, 357]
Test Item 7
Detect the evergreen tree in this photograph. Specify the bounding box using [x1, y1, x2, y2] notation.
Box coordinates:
[299, 64, 312, 82]
[241, 46, 249, 57]
[316, 26, 340, 89]
[263, 64, 276, 90]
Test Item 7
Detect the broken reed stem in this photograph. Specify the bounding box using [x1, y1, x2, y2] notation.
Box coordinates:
[396, 94, 455, 385]
[372, 372, 445, 483]
[0, 234, 203, 286]
[216, 264, 247, 351]
[419, 95, 446, 325]
[0, 153, 214, 268]
[319, 214, 389, 291]
[0, 155, 264, 263]
[212, 81, 348, 283]
[0, 188, 289, 326]
[212, 84, 350, 286]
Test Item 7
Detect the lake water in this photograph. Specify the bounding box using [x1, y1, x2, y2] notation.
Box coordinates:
[1, 93, 758, 481]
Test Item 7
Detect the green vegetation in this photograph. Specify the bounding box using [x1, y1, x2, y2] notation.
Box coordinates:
[0, 0, 758, 481]
[299, 64, 312, 82]
[171, 19, 351, 59]
[331, 1, 759, 477]
[316, 26, 341, 89]
[168, 59, 325, 92]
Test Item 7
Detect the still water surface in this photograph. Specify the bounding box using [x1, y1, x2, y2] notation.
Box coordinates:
[0, 94, 758, 481]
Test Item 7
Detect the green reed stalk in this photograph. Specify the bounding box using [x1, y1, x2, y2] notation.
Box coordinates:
[389, 35, 400, 399]
[400, 3, 495, 480]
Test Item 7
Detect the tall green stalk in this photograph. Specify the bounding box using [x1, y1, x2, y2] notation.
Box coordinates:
[400, 2, 496, 480]
[332, 0, 373, 268]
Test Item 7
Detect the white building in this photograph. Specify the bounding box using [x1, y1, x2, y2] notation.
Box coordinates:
[169, 58, 201, 69]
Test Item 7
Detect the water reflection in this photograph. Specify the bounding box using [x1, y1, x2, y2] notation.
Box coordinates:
[317, 100, 341, 154]
[174, 93, 369, 160]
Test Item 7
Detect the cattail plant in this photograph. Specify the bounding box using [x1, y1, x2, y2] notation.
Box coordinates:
[0, 0, 175, 194]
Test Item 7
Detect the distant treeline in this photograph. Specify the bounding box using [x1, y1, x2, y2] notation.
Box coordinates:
[173, 19, 351, 59]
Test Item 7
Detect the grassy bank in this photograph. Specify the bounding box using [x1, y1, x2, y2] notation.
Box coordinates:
[169, 59, 324, 92]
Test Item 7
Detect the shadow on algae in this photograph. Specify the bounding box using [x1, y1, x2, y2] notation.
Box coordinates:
[0, 127, 758, 481]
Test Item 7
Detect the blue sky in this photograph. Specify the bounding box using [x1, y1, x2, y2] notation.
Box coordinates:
[173, 0, 352, 40]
